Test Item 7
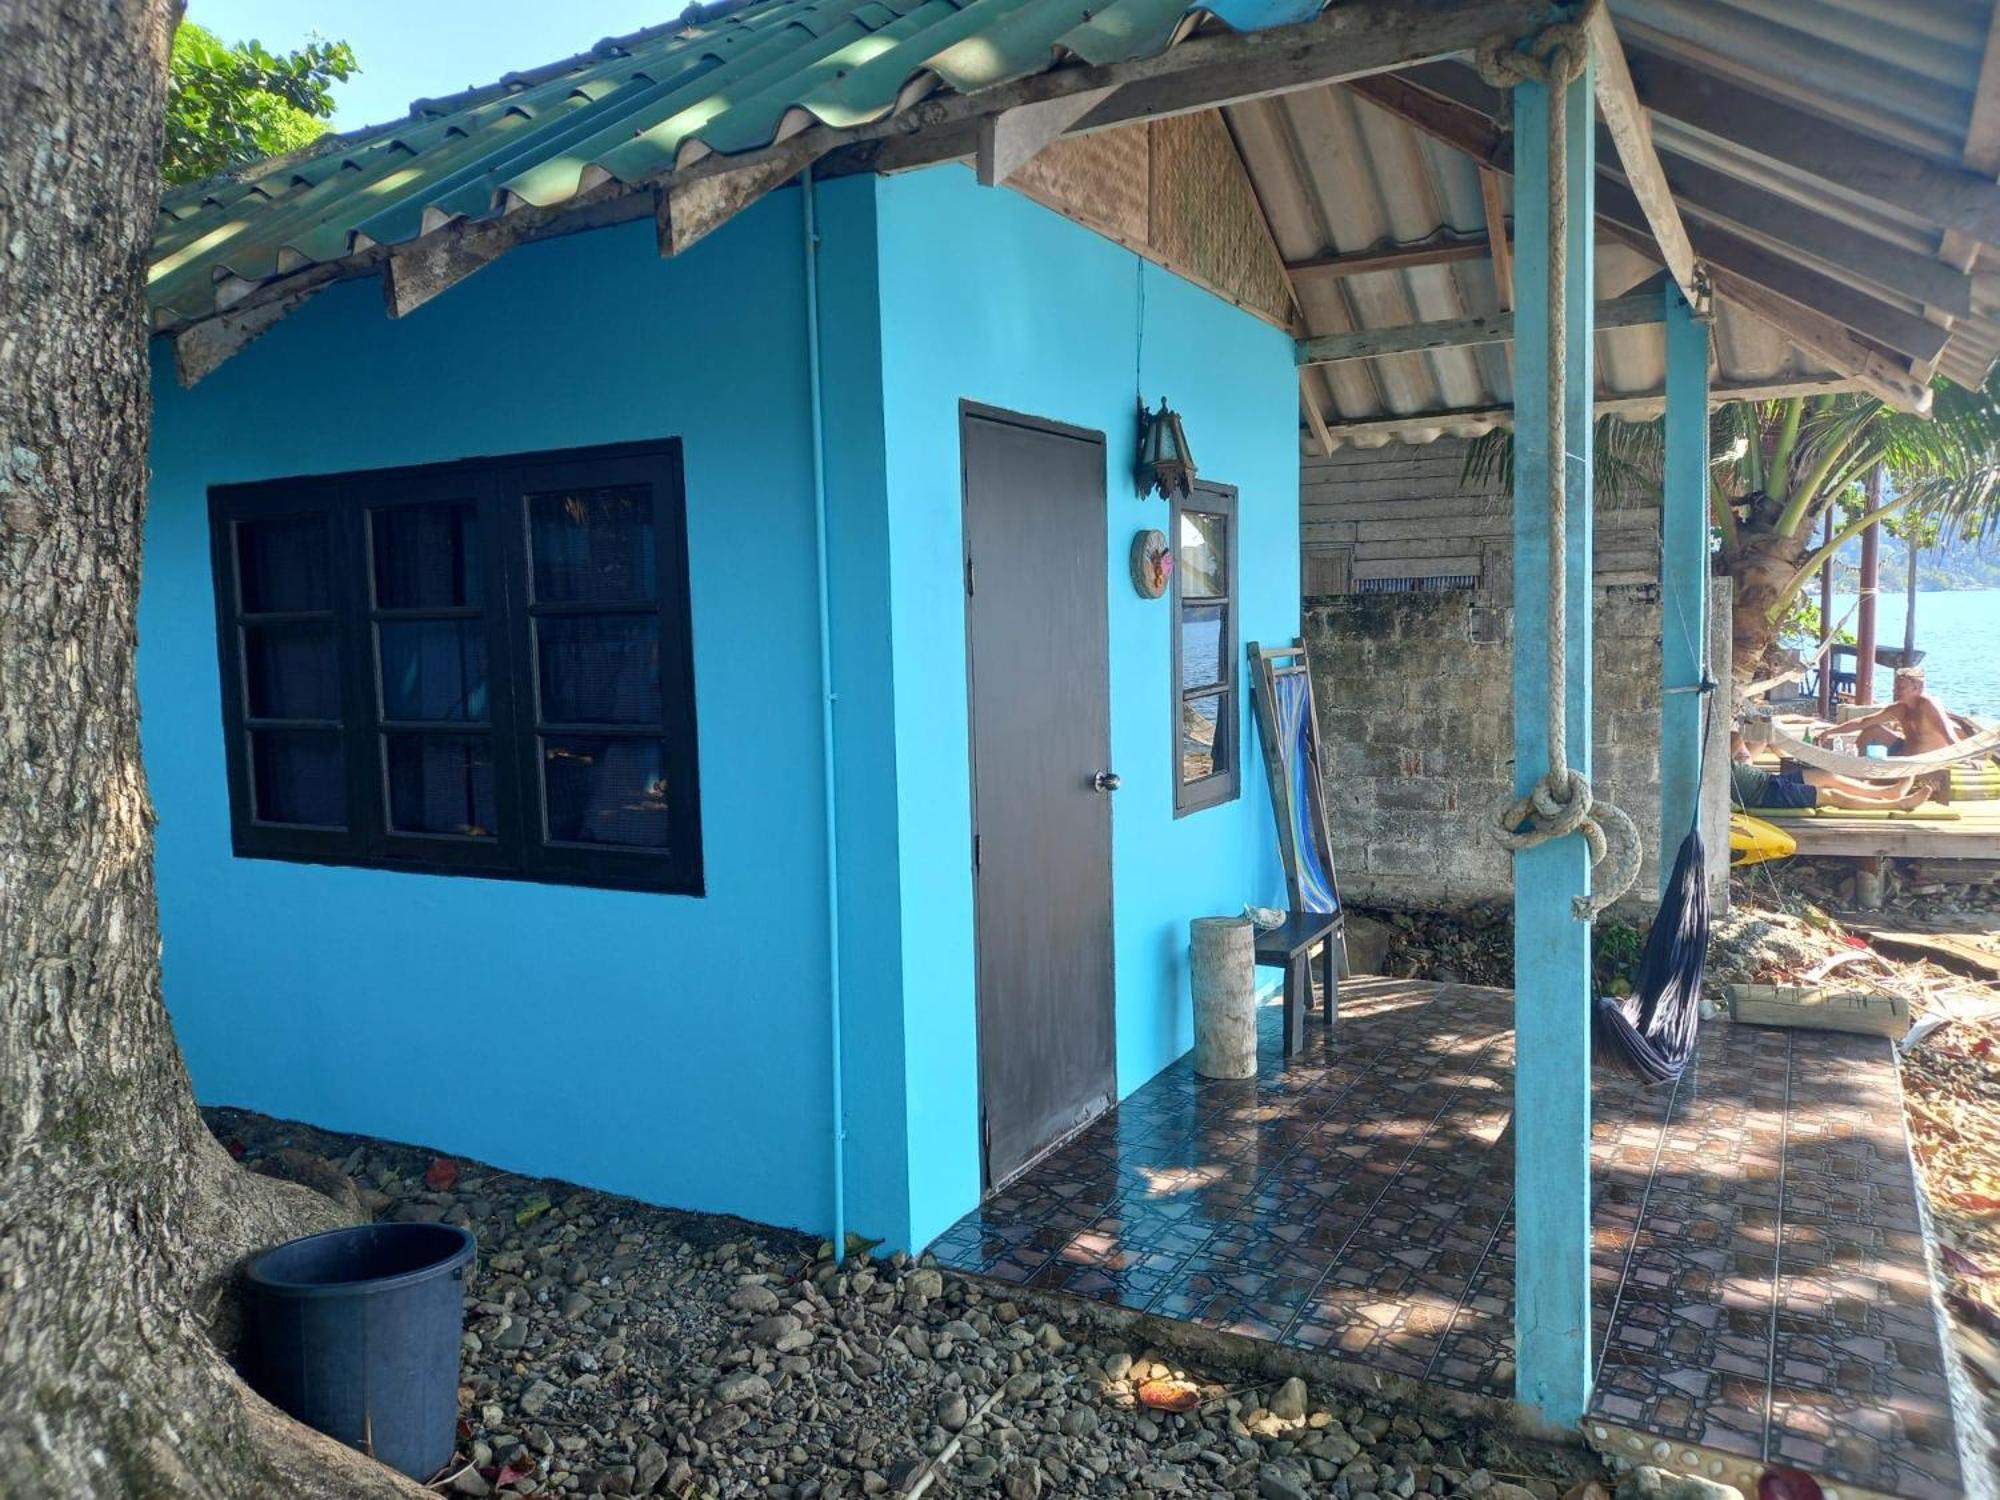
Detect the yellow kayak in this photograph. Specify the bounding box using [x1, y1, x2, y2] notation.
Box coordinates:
[1730, 812, 1797, 867]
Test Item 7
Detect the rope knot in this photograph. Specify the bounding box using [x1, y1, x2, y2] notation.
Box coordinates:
[1474, 19, 1589, 92]
[1489, 768, 1642, 923]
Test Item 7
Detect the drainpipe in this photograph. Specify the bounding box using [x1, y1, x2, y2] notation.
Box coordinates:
[802, 164, 847, 1264]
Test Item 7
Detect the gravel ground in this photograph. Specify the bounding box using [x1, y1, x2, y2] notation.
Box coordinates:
[210, 1109, 1606, 1500]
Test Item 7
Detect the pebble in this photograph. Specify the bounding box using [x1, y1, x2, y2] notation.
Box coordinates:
[1268, 1376, 1309, 1422]
[208, 1107, 1607, 1500]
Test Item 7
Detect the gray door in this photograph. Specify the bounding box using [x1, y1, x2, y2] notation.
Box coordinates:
[961, 406, 1116, 1189]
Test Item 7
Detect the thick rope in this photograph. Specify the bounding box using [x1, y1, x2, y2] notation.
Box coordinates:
[1478, 15, 1642, 923]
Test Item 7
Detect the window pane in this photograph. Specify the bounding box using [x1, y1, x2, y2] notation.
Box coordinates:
[1177, 510, 1227, 598]
[1181, 692, 1230, 785]
[249, 729, 346, 826]
[385, 734, 496, 838]
[379, 620, 489, 723]
[244, 624, 340, 720]
[536, 615, 660, 726]
[372, 500, 482, 608]
[542, 736, 670, 848]
[528, 485, 656, 603]
[237, 513, 331, 612]
[1180, 603, 1226, 691]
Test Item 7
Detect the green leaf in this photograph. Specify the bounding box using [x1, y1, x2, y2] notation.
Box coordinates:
[163, 22, 357, 186]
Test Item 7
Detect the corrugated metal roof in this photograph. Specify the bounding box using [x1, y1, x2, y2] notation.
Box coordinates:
[1229, 84, 1847, 449]
[1230, 0, 2000, 447]
[148, 0, 2000, 433]
[148, 0, 1328, 328]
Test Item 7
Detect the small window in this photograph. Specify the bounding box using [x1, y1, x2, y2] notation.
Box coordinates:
[1171, 482, 1240, 814]
[209, 441, 702, 894]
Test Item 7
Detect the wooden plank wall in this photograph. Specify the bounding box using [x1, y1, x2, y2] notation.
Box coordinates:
[1301, 439, 1661, 596]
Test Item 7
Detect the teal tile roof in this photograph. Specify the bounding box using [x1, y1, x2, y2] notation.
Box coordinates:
[149, 0, 1331, 328]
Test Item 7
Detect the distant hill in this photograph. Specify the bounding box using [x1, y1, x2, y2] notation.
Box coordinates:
[1830, 531, 2000, 591]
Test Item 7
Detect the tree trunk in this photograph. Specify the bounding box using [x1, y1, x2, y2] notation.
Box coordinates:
[0, 6, 421, 1494]
[1718, 523, 1812, 685]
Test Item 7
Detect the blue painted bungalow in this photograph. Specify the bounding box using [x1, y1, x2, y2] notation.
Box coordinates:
[144, 0, 2000, 1454]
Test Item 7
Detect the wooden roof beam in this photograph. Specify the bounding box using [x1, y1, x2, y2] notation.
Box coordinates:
[1644, 150, 1974, 320]
[1586, 5, 1702, 311]
[1284, 229, 1498, 281]
[1294, 291, 1665, 367]
[1626, 48, 2000, 249]
[1481, 167, 1514, 311]
[1344, 73, 1936, 413]
[1319, 375, 1862, 442]
[1592, 180, 1950, 367]
[976, 88, 1115, 185]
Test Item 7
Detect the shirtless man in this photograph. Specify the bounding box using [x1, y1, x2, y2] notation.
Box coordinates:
[1845, 667, 1962, 756]
[1729, 733, 1932, 813]
[1840, 666, 1960, 801]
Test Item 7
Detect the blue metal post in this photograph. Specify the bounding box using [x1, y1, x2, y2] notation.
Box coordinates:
[1660, 285, 1710, 876]
[1510, 55, 1596, 1426]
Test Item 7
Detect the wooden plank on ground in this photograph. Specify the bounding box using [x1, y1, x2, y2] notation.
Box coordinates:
[1727, 983, 1909, 1039]
[1841, 921, 2000, 981]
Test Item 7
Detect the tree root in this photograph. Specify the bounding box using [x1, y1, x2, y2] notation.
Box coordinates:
[1, 1136, 433, 1499]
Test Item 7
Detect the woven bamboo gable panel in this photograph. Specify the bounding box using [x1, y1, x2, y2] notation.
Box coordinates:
[1010, 112, 1293, 330]
[1011, 125, 1153, 249]
[1147, 112, 1293, 328]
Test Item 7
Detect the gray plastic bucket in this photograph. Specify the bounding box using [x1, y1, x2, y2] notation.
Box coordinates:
[245, 1222, 475, 1480]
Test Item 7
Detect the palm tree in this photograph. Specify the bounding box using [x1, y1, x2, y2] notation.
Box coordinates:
[1466, 371, 2000, 683]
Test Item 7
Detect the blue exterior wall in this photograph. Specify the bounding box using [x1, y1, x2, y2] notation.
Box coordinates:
[869, 167, 1299, 1248]
[143, 188, 890, 1238]
[141, 165, 1298, 1254]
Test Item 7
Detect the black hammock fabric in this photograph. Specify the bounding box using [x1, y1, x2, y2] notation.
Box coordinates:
[1592, 826, 1708, 1086]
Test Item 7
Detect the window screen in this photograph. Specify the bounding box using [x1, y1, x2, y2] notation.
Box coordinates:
[1170, 482, 1241, 815]
[209, 441, 702, 894]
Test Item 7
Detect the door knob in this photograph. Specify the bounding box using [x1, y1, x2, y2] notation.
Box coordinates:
[1093, 771, 1122, 792]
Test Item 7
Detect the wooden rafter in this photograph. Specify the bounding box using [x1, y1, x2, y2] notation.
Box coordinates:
[1967, 3, 2000, 178]
[1284, 229, 1496, 281]
[1480, 167, 1513, 312]
[1217, 107, 1336, 457]
[1318, 375, 1860, 442]
[976, 89, 1116, 185]
[1343, 72, 1936, 414]
[1294, 292, 1665, 367]
[1592, 180, 1950, 367]
[1585, 6, 1701, 309]
[1626, 49, 2000, 249]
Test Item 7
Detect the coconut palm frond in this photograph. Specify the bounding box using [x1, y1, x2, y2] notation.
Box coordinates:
[1461, 427, 1512, 492]
[1455, 414, 1665, 502]
[1871, 369, 2000, 540]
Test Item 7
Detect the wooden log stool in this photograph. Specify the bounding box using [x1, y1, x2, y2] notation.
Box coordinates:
[1253, 910, 1341, 1057]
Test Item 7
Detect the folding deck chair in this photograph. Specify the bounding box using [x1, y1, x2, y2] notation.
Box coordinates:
[1248, 639, 1347, 1056]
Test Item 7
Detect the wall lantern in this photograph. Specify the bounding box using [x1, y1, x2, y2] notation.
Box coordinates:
[1136, 397, 1197, 501]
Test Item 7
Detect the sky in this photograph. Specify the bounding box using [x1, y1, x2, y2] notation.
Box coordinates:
[186, 1, 673, 130]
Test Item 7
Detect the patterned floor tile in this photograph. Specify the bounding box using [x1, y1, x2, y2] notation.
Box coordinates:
[924, 982, 1961, 1500]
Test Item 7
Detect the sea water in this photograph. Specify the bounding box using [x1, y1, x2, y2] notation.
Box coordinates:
[1829, 589, 2000, 718]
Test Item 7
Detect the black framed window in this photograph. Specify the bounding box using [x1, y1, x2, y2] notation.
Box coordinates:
[209, 440, 703, 894]
[1171, 481, 1239, 815]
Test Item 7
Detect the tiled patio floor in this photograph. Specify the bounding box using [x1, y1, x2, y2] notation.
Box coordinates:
[926, 979, 1964, 1500]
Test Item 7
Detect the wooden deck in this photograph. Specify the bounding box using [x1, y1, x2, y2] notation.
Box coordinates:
[1778, 799, 2000, 860]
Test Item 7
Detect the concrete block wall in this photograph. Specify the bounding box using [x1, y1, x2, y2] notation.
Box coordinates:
[1304, 583, 1669, 919]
